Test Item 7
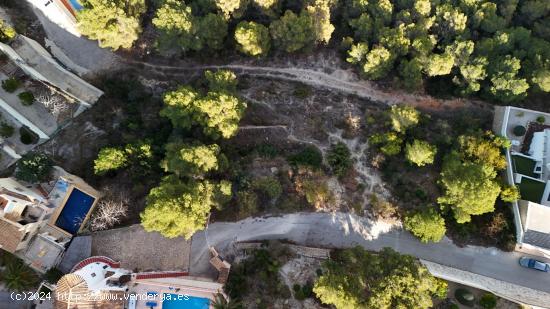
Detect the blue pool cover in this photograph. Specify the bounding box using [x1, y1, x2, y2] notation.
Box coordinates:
[68, 0, 84, 11]
[162, 294, 210, 309]
[55, 188, 95, 234]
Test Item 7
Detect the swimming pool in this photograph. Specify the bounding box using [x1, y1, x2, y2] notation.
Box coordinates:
[162, 294, 210, 309]
[68, 0, 84, 11]
[54, 188, 95, 234]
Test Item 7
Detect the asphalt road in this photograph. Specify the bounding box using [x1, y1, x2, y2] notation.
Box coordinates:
[190, 212, 550, 296]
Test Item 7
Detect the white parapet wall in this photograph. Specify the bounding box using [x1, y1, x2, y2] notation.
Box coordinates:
[422, 260, 550, 308]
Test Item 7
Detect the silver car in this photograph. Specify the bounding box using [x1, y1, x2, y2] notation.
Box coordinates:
[519, 257, 550, 272]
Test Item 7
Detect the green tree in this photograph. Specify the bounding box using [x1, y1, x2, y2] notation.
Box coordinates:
[197, 13, 228, 50]
[194, 92, 247, 139]
[205, 69, 238, 93]
[160, 85, 200, 129]
[532, 69, 550, 92]
[153, 0, 202, 52]
[362, 46, 395, 80]
[438, 153, 501, 223]
[161, 142, 222, 176]
[313, 247, 447, 309]
[140, 176, 231, 239]
[94, 147, 128, 175]
[270, 10, 315, 52]
[327, 142, 352, 177]
[234, 21, 271, 57]
[399, 58, 424, 90]
[304, 0, 335, 44]
[423, 52, 455, 76]
[370, 132, 404, 156]
[404, 207, 446, 242]
[389, 105, 420, 133]
[15, 152, 53, 183]
[0, 254, 39, 292]
[405, 139, 437, 166]
[500, 185, 520, 202]
[458, 132, 508, 170]
[77, 0, 145, 50]
[214, 0, 249, 19]
[346, 42, 369, 64]
[434, 4, 468, 40]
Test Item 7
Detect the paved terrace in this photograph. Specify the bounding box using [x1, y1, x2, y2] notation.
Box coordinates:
[90, 224, 191, 272]
[190, 212, 550, 308]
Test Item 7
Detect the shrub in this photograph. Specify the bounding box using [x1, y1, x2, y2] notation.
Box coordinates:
[237, 190, 258, 219]
[536, 116, 546, 123]
[370, 132, 403, 156]
[19, 127, 38, 145]
[293, 84, 312, 99]
[43, 268, 63, 284]
[253, 176, 282, 199]
[455, 288, 475, 307]
[294, 282, 313, 300]
[288, 146, 323, 168]
[389, 105, 420, 133]
[18, 91, 34, 105]
[500, 185, 520, 202]
[512, 125, 526, 136]
[479, 293, 497, 309]
[0, 19, 16, 42]
[0, 254, 39, 292]
[94, 147, 128, 175]
[15, 152, 53, 183]
[1, 77, 20, 92]
[370, 194, 397, 219]
[0, 122, 14, 138]
[404, 207, 447, 243]
[255, 144, 279, 158]
[405, 140, 437, 166]
[327, 142, 353, 177]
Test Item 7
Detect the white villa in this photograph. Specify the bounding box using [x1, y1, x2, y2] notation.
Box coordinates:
[53, 255, 228, 309]
[0, 166, 101, 273]
[493, 106, 550, 258]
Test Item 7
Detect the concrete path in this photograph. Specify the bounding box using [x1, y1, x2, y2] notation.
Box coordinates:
[190, 212, 550, 307]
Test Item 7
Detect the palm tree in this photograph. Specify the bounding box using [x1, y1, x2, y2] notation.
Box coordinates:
[212, 293, 242, 309]
[0, 254, 39, 292]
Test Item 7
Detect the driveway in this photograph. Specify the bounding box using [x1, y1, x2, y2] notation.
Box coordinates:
[190, 212, 550, 307]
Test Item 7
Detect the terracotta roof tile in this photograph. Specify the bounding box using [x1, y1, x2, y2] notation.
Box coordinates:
[0, 219, 24, 253]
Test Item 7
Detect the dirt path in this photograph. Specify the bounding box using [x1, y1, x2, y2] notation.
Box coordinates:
[127, 60, 488, 113]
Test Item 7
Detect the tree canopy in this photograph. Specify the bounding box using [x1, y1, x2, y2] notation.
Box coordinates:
[159, 71, 246, 139]
[438, 152, 501, 223]
[405, 139, 437, 166]
[404, 207, 447, 242]
[15, 152, 53, 184]
[77, 0, 145, 50]
[161, 142, 222, 176]
[140, 175, 231, 239]
[313, 247, 447, 309]
[389, 105, 420, 133]
[235, 21, 271, 57]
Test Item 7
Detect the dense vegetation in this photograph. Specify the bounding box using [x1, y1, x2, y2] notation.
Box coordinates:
[137, 69, 243, 238]
[313, 246, 447, 309]
[76, 0, 550, 102]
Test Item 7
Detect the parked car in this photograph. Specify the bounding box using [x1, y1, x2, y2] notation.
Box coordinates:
[519, 257, 550, 272]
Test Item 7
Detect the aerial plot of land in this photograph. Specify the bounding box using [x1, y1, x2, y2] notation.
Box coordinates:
[0, 0, 549, 309]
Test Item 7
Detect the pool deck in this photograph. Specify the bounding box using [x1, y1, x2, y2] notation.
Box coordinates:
[130, 277, 222, 309]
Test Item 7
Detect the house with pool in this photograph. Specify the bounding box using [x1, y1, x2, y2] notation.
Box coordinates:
[53, 256, 228, 309]
[0, 166, 100, 272]
[493, 106, 550, 258]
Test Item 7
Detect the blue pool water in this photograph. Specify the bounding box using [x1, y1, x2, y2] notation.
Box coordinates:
[54, 188, 95, 234]
[68, 0, 84, 11]
[162, 294, 210, 309]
